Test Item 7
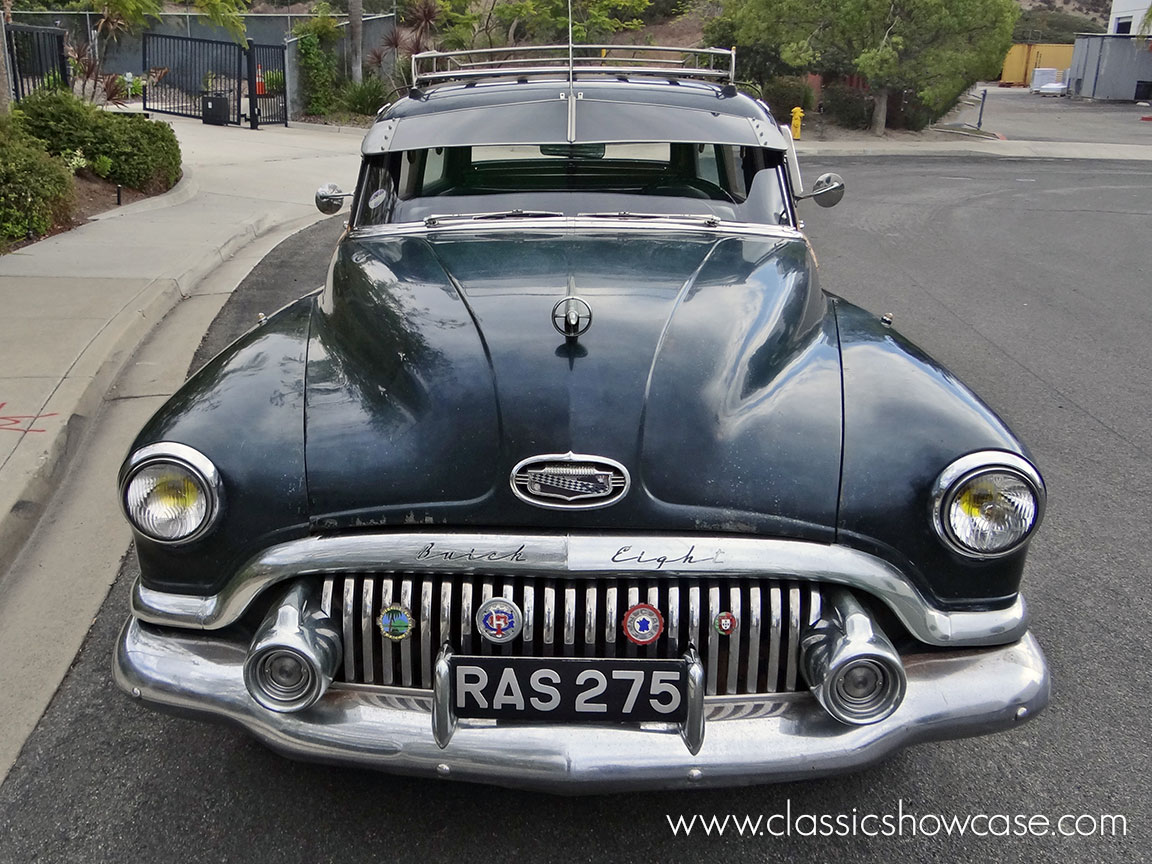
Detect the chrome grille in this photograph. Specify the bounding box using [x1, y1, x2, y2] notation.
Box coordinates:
[324, 574, 820, 696]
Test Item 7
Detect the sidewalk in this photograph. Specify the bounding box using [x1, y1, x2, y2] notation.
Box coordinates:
[0, 115, 361, 579]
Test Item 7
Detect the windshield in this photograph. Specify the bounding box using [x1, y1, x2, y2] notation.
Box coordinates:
[354, 142, 791, 227]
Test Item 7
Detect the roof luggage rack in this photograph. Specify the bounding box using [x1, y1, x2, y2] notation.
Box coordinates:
[410, 44, 737, 88]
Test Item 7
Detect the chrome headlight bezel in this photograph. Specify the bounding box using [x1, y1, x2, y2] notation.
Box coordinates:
[119, 442, 223, 544]
[930, 451, 1045, 560]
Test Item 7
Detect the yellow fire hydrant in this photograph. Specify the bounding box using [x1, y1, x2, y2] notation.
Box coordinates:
[790, 106, 804, 140]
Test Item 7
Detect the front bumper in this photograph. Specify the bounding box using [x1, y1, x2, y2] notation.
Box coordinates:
[114, 618, 1049, 793]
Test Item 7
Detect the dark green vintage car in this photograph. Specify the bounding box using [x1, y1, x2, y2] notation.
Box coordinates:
[114, 46, 1049, 792]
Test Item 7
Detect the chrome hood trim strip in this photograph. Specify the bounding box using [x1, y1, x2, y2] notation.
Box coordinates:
[131, 532, 1028, 647]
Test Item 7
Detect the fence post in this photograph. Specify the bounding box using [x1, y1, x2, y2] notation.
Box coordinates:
[142, 32, 149, 112]
[246, 38, 258, 129]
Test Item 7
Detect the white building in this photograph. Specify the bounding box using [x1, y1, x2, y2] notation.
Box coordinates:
[1109, 1, 1151, 34]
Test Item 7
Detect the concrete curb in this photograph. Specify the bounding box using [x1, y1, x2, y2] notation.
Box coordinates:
[89, 167, 201, 221]
[0, 209, 325, 586]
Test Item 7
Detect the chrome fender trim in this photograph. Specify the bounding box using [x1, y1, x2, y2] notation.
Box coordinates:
[114, 619, 1050, 793]
[132, 532, 1028, 647]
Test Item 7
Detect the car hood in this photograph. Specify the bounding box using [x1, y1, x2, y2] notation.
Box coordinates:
[305, 227, 842, 539]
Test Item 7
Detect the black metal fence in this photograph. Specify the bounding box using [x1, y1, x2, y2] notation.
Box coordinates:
[4, 23, 69, 103]
[142, 32, 287, 129]
[247, 40, 288, 127]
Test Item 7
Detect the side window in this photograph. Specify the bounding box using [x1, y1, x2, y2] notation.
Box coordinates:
[718, 146, 748, 201]
[696, 144, 721, 187]
[424, 146, 447, 186]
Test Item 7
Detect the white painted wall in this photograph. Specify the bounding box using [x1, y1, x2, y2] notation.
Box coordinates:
[1110, 0, 1151, 33]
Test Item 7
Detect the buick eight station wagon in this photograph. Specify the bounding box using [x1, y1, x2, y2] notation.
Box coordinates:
[114, 46, 1050, 792]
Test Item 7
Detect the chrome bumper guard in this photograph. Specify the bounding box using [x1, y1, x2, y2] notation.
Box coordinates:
[115, 618, 1049, 793]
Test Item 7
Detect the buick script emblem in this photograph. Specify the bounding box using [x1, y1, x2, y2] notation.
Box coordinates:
[510, 452, 630, 510]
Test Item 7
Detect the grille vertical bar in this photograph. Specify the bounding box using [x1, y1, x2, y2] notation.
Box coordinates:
[726, 584, 741, 695]
[785, 585, 801, 692]
[706, 582, 721, 695]
[342, 577, 356, 682]
[329, 574, 819, 696]
[584, 584, 598, 657]
[399, 579, 414, 686]
[379, 580, 394, 685]
[746, 583, 762, 692]
[361, 579, 376, 685]
[563, 584, 577, 657]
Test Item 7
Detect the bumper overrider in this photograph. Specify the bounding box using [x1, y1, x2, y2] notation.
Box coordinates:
[114, 532, 1049, 793]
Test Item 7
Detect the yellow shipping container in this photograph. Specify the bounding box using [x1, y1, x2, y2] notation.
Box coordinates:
[1001, 43, 1076, 86]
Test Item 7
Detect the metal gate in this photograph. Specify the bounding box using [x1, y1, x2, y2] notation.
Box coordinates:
[4, 23, 69, 102]
[142, 32, 287, 129]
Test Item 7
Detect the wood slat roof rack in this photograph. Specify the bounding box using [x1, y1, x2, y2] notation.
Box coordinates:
[410, 45, 737, 88]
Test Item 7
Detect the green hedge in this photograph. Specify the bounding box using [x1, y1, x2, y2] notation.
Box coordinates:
[761, 75, 814, 121]
[822, 83, 873, 130]
[15, 91, 182, 193]
[0, 116, 73, 244]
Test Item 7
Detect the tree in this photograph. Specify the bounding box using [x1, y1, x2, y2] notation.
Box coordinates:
[349, 0, 362, 83]
[731, 0, 1018, 136]
[441, 0, 650, 49]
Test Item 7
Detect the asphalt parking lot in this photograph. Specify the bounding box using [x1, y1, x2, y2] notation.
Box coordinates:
[0, 156, 1148, 863]
[949, 85, 1152, 144]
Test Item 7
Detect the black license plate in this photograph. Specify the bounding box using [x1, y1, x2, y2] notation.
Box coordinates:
[449, 656, 688, 723]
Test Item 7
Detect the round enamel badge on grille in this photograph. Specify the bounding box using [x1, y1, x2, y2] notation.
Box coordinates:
[622, 603, 664, 646]
[476, 597, 523, 644]
[378, 603, 415, 642]
[714, 611, 738, 636]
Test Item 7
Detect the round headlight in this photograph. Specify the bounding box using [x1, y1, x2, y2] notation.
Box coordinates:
[932, 452, 1045, 558]
[120, 443, 221, 543]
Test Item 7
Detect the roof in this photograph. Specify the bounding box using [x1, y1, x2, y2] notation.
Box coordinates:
[361, 77, 787, 155]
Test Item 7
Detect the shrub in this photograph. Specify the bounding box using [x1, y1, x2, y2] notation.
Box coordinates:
[14, 90, 182, 193]
[263, 68, 285, 95]
[297, 32, 340, 115]
[822, 83, 873, 130]
[340, 77, 389, 115]
[91, 113, 182, 192]
[92, 154, 114, 179]
[760, 75, 814, 121]
[14, 89, 101, 155]
[294, 2, 343, 115]
[292, 1, 343, 45]
[0, 116, 73, 244]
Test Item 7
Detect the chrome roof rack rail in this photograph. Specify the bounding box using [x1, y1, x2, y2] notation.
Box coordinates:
[410, 45, 737, 88]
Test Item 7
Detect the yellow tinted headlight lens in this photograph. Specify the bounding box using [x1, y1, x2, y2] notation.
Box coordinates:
[946, 471, 1037, 555]
[124, 463, 210, 541]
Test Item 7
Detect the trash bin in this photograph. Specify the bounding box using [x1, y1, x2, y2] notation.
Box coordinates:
[201, 93, 230, 125]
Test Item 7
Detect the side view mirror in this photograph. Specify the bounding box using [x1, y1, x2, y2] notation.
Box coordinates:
[796, 173, 845, 208]
[315, 183, 353, 215]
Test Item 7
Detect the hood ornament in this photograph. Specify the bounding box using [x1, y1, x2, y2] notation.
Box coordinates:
[552, 296, 592, 341]
[511, 452, 629, 510]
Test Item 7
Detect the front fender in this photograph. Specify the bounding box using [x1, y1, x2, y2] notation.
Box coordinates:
[126, 295, 315, 596]
[834, 299, 1036, 606]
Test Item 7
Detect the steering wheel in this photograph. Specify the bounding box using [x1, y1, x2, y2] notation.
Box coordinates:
[643, 178, 736, 203]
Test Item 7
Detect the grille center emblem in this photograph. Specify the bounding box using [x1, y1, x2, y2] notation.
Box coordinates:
[511, 452, 629, 510]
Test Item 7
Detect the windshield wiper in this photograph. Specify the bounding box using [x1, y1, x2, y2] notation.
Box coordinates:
[423, 210, 563, 227]
[577, 211, 723, 227]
